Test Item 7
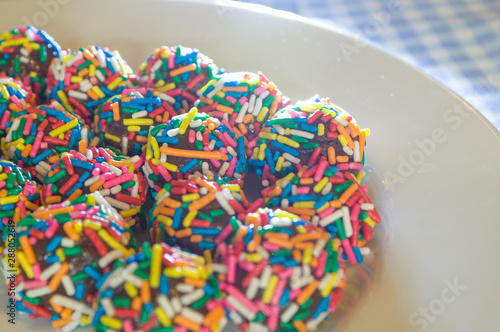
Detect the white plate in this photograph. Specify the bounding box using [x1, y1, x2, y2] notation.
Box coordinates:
[1, 1, 500, 331]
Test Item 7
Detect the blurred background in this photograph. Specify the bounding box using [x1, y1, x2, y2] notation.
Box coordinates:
[229, 0, 500, 130]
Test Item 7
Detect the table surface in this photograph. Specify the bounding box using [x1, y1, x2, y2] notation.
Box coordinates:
[232, 0, 500, 130]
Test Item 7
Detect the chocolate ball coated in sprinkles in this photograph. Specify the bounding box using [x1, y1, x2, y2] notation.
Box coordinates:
[250, 96, 369, 187]
[93, 242, 227, 332]
[0, 158, 41, 246]
[0, 75, 39, 137]
[142, 110, 247, 199]
[195, 71, 291, 143]
[0, 194, 136, 331]
[0, 26, 61, 102]
[212, 208, 346, 332]
[93, 90, 177, 157]
[46, 46, 134, 126]
[263, 168, 381, 265]
[1, 104, 92, 183]
[150, 175, 248, 256]
[41, 147, 147, 228]
[138, 45, 222, 113]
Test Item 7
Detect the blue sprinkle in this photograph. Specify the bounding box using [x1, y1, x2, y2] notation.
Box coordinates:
[75, 283, 85, 300]
[270, 140, 300, 157]
[270, 256, 286, 265]
[46, 235, 62, 253]
[45, 255, 59, 264]
[160, 275, 169, 295]
[192, 228, 221, 236]
[314, 193, 333, 210]
[279, 289, 290, 308]
[283, 259, 298, 268]
[353, 246, 363, 263]
[181, 158, 198, 174]
[83, 265, 101, 281]
[197, 241, 215, 250]
[287, 195, 320, 203]
[204, 284, 215, 296]
[31, 149, 52, 165]
[172, 208, 182, 230]
[71, 159, 94, 171]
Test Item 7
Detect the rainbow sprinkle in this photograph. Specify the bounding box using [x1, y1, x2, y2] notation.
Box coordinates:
[1, 104, 91, 183]
[150, 175, 247, 256]
[138, 45, 222, 113]
[46, 45, 134, 126]
[1, 193, 136, 331]
[93, 242, 227, 332]
[214, 208, 346, 332]
[94, 90, 177, 156]
[42, 147, 146, 227]
[0, 26, 61, 101]
[249, 96, 369, 187]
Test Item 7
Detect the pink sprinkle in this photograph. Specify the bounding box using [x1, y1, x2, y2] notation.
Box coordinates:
[23, 116, 33, 135]
[238, 96, 248, 105]
[253, 86, 266, 96]
[166, 88, 181, 97]
[349, 162, 363, 170]
[44, 219, 59, 239]
[174, 327, 187, 332]
[268, 305, 280, 331]
[227, 254, 236, 284]
[23, 279, 47, 290]
[314, 160, 329, 182]
[215, 224, 233, 245]
[256, 300, 271, 316]
[318, 207, 334, 219]
[342, 238, 357, 264]
[0, 110, 11, 129]
[278, 268, 294, 279]
[223, 132, 237, 148]
[225, 95, 237, 104]
[102, 173, 134, 189]
[246, 137, 258, 149]
[296, 186, 310, 195]
[188, 130, 196, 144]
[271, 280, 286, 305]
[336, 163, 349, 171]
[315, 250, 327, 278]
[28, 237, 37, 246]
[288, 288, 301, 300]
[238, 261, 255, 272]
[262, 242, 281, 251]
[123, 320, 134, 332]
[226, 158, 236, 178]
[100, 172, 116, 181]
[350, 204, 360, 221]
[31, 263, 41, 280]
[226, 285, 259, 314]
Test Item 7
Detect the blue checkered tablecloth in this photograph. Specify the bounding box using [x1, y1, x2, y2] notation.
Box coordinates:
[234, 0, 500, 130]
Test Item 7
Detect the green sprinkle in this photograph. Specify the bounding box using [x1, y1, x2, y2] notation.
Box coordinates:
[198, 212, 213, 222]
[23, 296, 41, 305]
[14, 58, 20, 73]
[77, 60, 92, 71]
[70, 195, 88, 205]
[71, 273, 87, 282]
[302, 142, 320, 149]
[292, 309, 310, 321]
[64, 247, 82, 256]
[291, 136, 308, 144]
[39, 45, 47, 62]
[55, 213, 71, 223]
[148, 174, 159, 181]
[209, 209, 224, 218]
[334, 219, 346, 240]
[113, 297, 131, 307]
[191, 295, 211, 310]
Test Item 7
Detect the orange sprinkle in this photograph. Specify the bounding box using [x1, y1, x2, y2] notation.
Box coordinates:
[48, 262, 69, 291]
[190, 235, 202, 243]
[296, 280, 319, 305]
[264, 232, 289, 241]
[293, 249, 302, 262]
[247, 232, 261, 252]
[293, 320, 308, 332]
[184, 277, 206, 288]
[60, 307, 73, 319]
[242, 113, 254, 124]
[19, 236, 36, 264]
[327, 146, 336, 165]
[45, 196, 62, 204]
[48, 154, 60, 164]
[339, 183, 358, 204]
[49, 298, 63, 313]
[87, 88, 98, 101]
[267, 187, 282, 197]
[204, 307, 225, 328]
[63, 222, 80, 241]
[286, 207, 316, 216]
[222, 86, 248, 93]
[24, 201, 39, 211]
[169, 63, 197, 77]
[78, 68, 89, 78]
[21, 144, 32, 158]
[159, 147, 228, 161]
[131, 296, 142, 311]
[215, 104, 234, 114]
[266, 236, 293, 250]
[175, 228, 192, 238]
[299, 178, 314, 185]
[188, 192, 215, 211]
[164, 226, 175, 237]
[78, 140, 87, 155]
[112, 102, 120, 121]
[330, 200, 342, 209]
[51, 317, 71, 328]
[294, 242, 315, 250]
[359, 131, 366, 161]
[291, 232, 322, 244]
[199, 96, 213, 105]
[32, 206, 74, 219]
[67, 189, 83, 202]
[297, 165, 308, 178]
[174, 315, 201, 331]
[336, 155, 349, 163]
[140, 281, 151, 303]
[337, 124, 355, 149]
[161, 197, 182, 209]
[347, 121, 360, 138]
[237, 123, 248, 136]
[89, 179, 104, 193]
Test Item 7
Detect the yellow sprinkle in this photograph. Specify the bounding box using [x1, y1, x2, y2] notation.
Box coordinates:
[338, 134, 347, 147]
[258, 143, 266, 161]
[127, 126, 141, 132]
[203, 250, 212, 264]
[80, 314, 91, 327]
[100, 315, 122, 330]
[201, 79, 216, 95]
[120, 208, 138, 218]
[150, 137, 160, 159]
[313, 177, 329, 193]
[157, 215, 173, 226]
[182, 193, 199, 203]
[262, 275, 279, 303]
[73, 221, 83, 233]
[318, 123, 325, 136]
[179, 108, 198, 135]
[123, 119, 154, 126]
[104, 133, 121, 143]
[155, 306, 172, 327]
[292, 201, 315, 209]
[275, 156, 285, 172]
[91, 85, 106, 99]
[259, 132, 277, 140]
[164, 267, 183, 278]
[256, 106, 269, 123]
[87, 195, 96, 206]
[56, 90, 73, 112]
[159, 82, 176, 92]
[320, 273, 339, 297]
[17, 251, 33, 279]
[215, 90, 225, 99]
[162, 162, 178, 172]
[150, 244, 162, 289]
[284, 128, 291, 135]
[183, 211, 197, 228]
[246, 253, 263, 263]
[317, 203, 329, 213]
[89, 64, 96, 78]
[107, 77, 124, 91]
[55, 248, 66, 263]
[220, 184, 241, 192]
[124, 282, 138, 298]
[0, 196, 18, 205]
[296, 225, 307, 234]
[303, 247, 312, 265]
[252, 147, 259, 160]
[277, 135, 300, 148]
[70, 76, 83, 83]
[364, 217, 376, 228]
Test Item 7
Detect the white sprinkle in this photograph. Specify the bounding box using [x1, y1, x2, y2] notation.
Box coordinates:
[25, 286, 52, 298]
[342, 206, 353, 237]
[104, 196, 130, 210]
[319, 209, 344, 227]
[227, 295, 256, 321]
[60, 238, 75, 248]
[280, 302, 299, 323]
[171, 297, 182, 313]
[246, 277, 259, 300]
[51, 295, 94, 315]
[132, 110, 148, 119]
[343, 145, 354, 156]
[175, 283, 194, 293]
[157, 295, 175, 318]
[259, 266, 272, 288]
[290, 275, 315, 290]
[40, 262, 61, 280]
[98, 249, 124, 268]
[181, 307, 204, 324]
[101, 297, 115, 316]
